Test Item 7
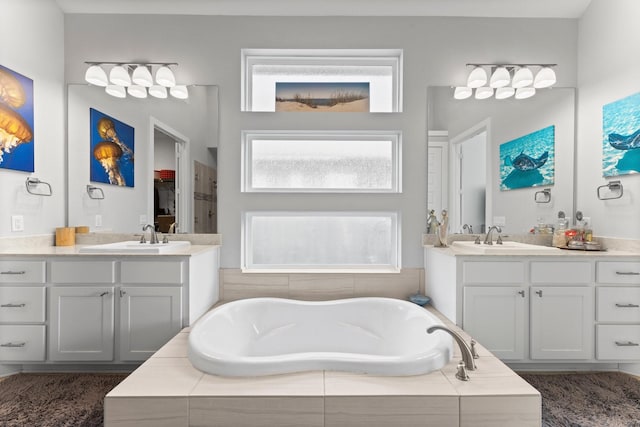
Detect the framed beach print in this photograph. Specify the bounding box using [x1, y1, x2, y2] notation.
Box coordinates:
[89, 108, 135, 187]
[500, 125, 555, 191]
[0, 64, 34, 172]
[275, 82, 370, 112]
[602, 92, 640, 177]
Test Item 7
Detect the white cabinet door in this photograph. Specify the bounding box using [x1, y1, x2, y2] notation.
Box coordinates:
[119, 286, 182, 361]
[463, 286, 526, 360]
[530, 286, 593, 360]
[49, 286, 114, 361]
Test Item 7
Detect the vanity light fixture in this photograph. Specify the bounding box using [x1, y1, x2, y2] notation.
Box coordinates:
[84, 62, 188, 100]
[454, 63, 557, 100]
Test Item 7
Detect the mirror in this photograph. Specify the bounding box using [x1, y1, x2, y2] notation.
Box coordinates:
[66, 84, 219, 233]
[427, 86, 575, 235]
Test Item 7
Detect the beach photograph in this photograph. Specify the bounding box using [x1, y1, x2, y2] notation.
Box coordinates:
[275, 82, 370, 112]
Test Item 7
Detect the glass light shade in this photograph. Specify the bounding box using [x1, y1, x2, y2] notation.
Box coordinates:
[85, 65, 108, 87]
[132, 66, 153, 87]
[105, 85, 126, 98]
[512, 67, 534, 88]
[474, 87, 494, 100]
[453, 87, 472, 100]
[495, 87, 515, 99]
[127, 85, 147, 98]
[170, 85, 189, 99]
[467, 66, 487, 88]
[534, 67, 556, 88]
[515, 87, 536, 99]
[489, 66, 510, 88]
[149, 85, 168, 99]
[155, 66, 176, 87]
[109, 65, 131, 86]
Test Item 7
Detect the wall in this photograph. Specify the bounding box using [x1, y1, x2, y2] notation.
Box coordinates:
[0, 0, 65, 237]
[67, 85, 215, 232]
[154, 131, 176, 171]
[576, 0, 640, 240]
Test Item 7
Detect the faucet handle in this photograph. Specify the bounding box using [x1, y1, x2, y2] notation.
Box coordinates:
[139, 235, 146, 244]
[470, 339, 480, 359]
[162, 235, 169, 244]
[496, 235, 503, 245]
[456, 361, 470, 381]
[474, 236, 481, 244]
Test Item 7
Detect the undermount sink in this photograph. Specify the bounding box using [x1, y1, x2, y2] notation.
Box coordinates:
[451, 240, 560, 255]
[78, 240, 191, 254]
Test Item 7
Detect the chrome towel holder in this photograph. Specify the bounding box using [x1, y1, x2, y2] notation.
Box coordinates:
[534, 188, 551, 203]
[597, 180, 623, 200]
[86, 185, 105, 200]
[25, 177, 52, 196]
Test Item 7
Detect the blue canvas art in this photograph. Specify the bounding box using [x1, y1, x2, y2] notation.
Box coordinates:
[0, 64, 34, 172]
[89, 108, 135, 187]
[500, 125, 555, 191]
[602, 92, 640, 177]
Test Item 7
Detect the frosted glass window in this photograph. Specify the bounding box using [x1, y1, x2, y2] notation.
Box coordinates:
[242, 49, 403, 112]
[242, 131, 401, 192]
[243, 212, 400, 271]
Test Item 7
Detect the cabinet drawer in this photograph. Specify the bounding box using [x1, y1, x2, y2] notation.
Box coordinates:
[50, 261, 115, 283]
[531, 261, 592, 284]
[0, 261, 45, 284]
[462, 261, 524, 284]
[597, 262, 640, 284]
[597, 287, 640, 322]
[0, 287, 45, 322]
[121, 261, 184, 284]
[0, 325, 46, 361]
[596, 325, 640, 360]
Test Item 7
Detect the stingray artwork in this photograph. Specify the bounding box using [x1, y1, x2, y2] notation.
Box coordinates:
[602, 92, 640, 177]
[500, 125, 555, 191]
[89, 108, 134, 187]
[0, 64, 34, 172]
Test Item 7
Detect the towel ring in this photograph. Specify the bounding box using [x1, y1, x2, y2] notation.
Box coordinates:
[534, 188, 551, 203]
[86, 185, 105, 200]
[597, 181, 623, 200]
[25, 177, 52, 196]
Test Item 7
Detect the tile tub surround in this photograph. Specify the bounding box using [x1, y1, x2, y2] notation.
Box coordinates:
[105, 306, 541, 427]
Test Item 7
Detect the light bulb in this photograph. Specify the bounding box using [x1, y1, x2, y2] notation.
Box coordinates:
[534, 66, 557, 88]
[132, 65, 153, 87]
[85, 65, 108, 87]
[127, 85, 147, 98]
[467, 66, 487, 88]
[170, 85, 189, 99]
[512, 67, 534, 88]
[149, 85, 168, 99]
[489, 66, 510, 88]
[155, 66, 176, 87]
[105, 85, 126, 98]
[109, 65, 131, 86]
[475, 87, 494, 100]
[515, 87, 536, 99]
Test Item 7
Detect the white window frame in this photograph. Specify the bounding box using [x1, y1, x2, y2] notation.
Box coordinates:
[242, 211, 401, 273]
[241, 130, 402, 193]
[241, 48, 403, 112]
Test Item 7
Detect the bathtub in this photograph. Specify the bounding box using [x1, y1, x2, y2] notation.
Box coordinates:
[188, 297, 453, 376]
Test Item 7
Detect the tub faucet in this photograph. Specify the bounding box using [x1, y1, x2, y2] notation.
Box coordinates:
[142, 224, 159, 244]
[427, 325, 476, 379]
[483, 225, 502, 245]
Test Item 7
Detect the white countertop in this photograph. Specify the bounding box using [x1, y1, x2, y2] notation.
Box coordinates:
[425, 244, 639, 258]
[0, 244, 219, 257]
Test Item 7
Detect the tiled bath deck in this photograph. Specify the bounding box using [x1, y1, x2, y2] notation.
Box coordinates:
[105, 306, 541, 427]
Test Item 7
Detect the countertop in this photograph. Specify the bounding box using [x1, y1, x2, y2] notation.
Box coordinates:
[0, 244, 219, 257]
[425, 244, 639, 258]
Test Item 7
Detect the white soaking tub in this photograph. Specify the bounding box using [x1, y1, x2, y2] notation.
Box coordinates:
[188, 297, 453, 376]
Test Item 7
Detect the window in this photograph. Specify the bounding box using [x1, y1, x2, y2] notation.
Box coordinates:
[241, 49, 403, 112]
[242, 131, 401, 193]
[243, 211, 400, 272]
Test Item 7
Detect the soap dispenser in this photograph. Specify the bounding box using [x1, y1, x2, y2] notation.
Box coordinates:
[552, 211, 568, 248]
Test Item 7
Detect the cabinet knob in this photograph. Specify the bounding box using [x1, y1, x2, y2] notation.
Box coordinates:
[535, 290, 543, 297]
[518, 290, 525, 297]
[120, 290, 127, 297]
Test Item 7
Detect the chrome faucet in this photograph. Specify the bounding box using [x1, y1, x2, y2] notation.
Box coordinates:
[427, 325, 476, 380]
[462, 224, 474, 234]
[483, 225, 502, 245]
[168, 222, 178, 233]
[142, 224, 159, 244]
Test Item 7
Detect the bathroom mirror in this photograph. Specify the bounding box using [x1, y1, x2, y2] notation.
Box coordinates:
[66, 84, 219, 234]
[427, 86, 576, 235]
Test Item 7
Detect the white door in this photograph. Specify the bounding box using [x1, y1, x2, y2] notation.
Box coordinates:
[463, 286, 526, 360]
[49, 286, 114, 361]
[119, 286, 182, 361]
[530, 286, 593, 360]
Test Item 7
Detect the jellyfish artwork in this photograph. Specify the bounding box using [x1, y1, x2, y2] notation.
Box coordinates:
[0, 68, 33, 165]
[97, 117, 134, 161]
[93, 140, 126, 186]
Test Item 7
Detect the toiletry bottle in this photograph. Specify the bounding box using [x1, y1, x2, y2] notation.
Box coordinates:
[552, 211, 568, 248]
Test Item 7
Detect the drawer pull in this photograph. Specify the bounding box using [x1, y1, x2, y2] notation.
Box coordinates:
[615, 303, 640, 308]
[99, 291, 110, 297]
[0, 271, 26, 275]
[616, 271, 640, 276]
[0, 342, 26, 348]
[518, 290, 525, 297]
[0, 303, 26, 308]
[535, 290, 543, 297]
[615, 341, 640, 347]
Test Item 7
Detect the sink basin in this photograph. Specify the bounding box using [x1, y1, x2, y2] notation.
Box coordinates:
[451, 240, 560, 255]
[78, 240, 191, 254]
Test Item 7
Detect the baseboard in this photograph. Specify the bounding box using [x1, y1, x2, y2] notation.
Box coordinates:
[0, 364, 21, 378]
[619, 363, 640, 377]
[508, 362, 621, 373]
[20, 364, 139, 373]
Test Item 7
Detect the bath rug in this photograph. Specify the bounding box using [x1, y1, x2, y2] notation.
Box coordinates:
[519, 372, 640, 427]
[0, 372, 128, 427]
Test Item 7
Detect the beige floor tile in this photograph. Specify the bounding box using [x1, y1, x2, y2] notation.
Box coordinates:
[104, 396, 188, 427]
[152, 331, 189, 358]
[141, 356, 192, 368]
[189, 396, 324, 427]
[289, 274, 354, 300]
[324, 370, 457, 396]
[191, 371, 324, 396]
[460, 395, 541, 427]
[325, 396, 458, 427]
[107, 362, 203, 397]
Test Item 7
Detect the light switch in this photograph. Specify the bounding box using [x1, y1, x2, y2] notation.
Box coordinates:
[95, 214, 103, 227]
[11, 215, 24, 232]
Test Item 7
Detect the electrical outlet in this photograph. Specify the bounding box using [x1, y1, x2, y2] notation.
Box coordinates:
[493, 216, 506, 226]
[582, 216, 591, 226]
[11, 215, 24, 232]
[95, 214, 102, 227]
[139, 214, 148, 225]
